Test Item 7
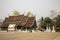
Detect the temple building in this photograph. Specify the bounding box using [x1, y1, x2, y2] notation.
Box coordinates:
[0, 14, 37, 32]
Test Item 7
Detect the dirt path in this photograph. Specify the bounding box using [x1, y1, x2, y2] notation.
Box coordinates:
[0, 32, 60, 40]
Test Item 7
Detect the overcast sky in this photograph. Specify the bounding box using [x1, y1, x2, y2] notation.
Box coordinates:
[0, 0, 60, 20]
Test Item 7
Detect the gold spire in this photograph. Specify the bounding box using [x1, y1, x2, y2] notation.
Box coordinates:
[13, 10, 20, 16]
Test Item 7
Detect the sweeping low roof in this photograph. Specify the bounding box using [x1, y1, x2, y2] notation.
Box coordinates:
[0, 15, 36, 28]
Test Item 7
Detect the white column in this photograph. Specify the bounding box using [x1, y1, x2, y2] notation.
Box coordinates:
[45, 27, 51, 32]
[52, 26, 55, 32]
[48, 27, 51, 32]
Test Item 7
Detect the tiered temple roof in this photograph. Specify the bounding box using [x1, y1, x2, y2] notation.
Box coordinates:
[0, 15, 37, 28]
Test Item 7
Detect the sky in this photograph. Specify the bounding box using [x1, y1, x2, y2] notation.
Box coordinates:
[0, 0, 60, 20]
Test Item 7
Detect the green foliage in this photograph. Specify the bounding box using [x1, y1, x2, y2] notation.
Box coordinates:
[29, 28, 32, 32]
[54, 15, 60, 26]
[38, 17, 44, 30]
[57, 15, 60, 21]
[38, 17, 54, 31]
[44, 17, 53, 27]
[38, 15, 60, 32]
[54, 15, 60, 31]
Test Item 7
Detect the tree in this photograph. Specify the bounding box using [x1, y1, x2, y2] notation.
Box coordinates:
[38, 17, 45, 31]
[54, 15, 60, 32]
[44, 17, 53, 29]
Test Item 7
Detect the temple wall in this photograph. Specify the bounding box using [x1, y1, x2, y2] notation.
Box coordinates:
[0, 28, 1, 31]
